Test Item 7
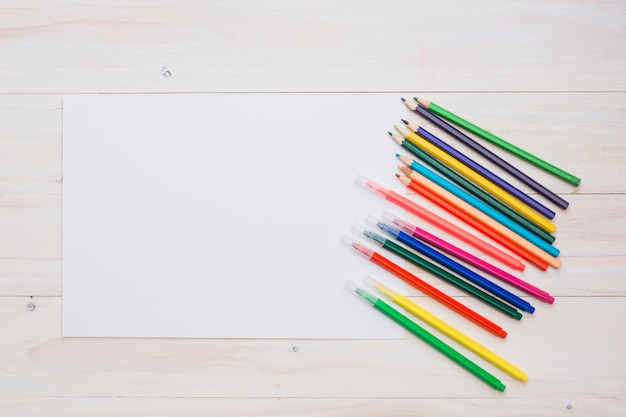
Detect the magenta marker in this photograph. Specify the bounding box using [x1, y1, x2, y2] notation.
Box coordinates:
[381, 212, 554, 304]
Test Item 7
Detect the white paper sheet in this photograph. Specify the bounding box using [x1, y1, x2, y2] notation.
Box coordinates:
[62, 93, 407, 338]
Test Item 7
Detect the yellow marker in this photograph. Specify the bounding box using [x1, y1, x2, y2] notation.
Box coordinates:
[394, 124, 555, 233]
[364, 276, 528, 382]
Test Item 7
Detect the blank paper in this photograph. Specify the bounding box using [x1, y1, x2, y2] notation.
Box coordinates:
[62, 93, 406, 338]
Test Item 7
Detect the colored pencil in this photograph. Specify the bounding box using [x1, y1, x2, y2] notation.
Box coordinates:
[397, 155, 560, 259]
[414, 97, 581, 186]
[397, 173, 557, 271]
[387, 131, 555, 245]
[402, 97, 570, 210]
[396, 164, 556, 270]
[395, 123, 556, 233]
[402, 118, 555, 220]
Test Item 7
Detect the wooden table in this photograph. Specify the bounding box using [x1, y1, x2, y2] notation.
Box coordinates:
[1, 1, 625, 415]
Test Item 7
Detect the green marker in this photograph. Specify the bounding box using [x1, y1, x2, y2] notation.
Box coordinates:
[415, 97, 581, 186]
[353, 224, 522, 320]
[345, 280, 506, 392]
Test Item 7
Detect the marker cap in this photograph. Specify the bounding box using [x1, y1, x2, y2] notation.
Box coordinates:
[351, 223, 386, 248]
[340, 235, 374, 259]
[382, 211, 416, 234]
[355, 174, 390, 199]
[344, 280, 378, 306]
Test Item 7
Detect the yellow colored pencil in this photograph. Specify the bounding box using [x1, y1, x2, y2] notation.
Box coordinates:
[398, 165, 560, 269]
[364, 276, 528, 382]
[394, 124, 556, 233]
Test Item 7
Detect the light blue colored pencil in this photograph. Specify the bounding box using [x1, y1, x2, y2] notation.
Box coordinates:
[397, 154, 560, 258]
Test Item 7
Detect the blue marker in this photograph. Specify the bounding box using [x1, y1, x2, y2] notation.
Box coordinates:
[367, 216, 535, 314]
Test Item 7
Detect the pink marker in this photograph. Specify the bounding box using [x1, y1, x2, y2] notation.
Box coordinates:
[382, 212, 554, 304]
[355, 174, 524, 271]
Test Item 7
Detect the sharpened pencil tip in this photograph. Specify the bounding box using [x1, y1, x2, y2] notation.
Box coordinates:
[387, 131, 392, 136]
[413, 97, 419, 102]
[401, 119, 409, 124]
[395, 173, 401, 178]
[400, 97, 406, 102]
[395, 153, 401, 158]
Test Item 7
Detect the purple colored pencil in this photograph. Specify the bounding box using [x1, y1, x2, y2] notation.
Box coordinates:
[402, 120, 556, 220]
[402, 98, 569, 210]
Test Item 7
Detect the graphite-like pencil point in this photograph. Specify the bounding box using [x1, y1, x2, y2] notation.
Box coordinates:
[401, 119, 409, 124]
[387, 131, 393, 136]
[400, 97, 406, 102]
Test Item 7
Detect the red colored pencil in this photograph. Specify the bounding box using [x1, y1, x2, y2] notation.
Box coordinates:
[397, 173, 549, 271]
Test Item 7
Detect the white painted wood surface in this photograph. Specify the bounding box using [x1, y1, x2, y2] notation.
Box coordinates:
[1, 1, 625, 416]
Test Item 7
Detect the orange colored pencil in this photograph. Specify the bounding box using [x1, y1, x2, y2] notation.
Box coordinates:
[397, 174, 550, 271]
[399, 166, 560, 268]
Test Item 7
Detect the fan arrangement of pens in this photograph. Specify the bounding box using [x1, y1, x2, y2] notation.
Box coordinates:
[342, 97, 581, 392]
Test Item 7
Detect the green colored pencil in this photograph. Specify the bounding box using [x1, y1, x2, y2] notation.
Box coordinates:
[387, 131, 555, 245]
[415, 97, 581, 186]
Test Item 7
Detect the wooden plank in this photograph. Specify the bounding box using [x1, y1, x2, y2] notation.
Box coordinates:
[1, 192, 623, 297]
[0, 95, 62, 197]
[1, 93, 625, 296]
[397, 191, 626, 297]
[1, 397, 624, 417]
[0, 93, 623, 199]
[398, 92, 626, 197]
[1, 296, 625, 399]
[0, 1, 624, 93]
[0, 1, 624, 414]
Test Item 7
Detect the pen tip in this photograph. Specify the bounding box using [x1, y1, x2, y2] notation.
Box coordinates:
[401, 119, 409, 124]
[400, 97, 406, 102]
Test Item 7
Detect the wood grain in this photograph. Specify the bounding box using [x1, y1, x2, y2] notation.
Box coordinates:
[2, 397, 625, 417]
[1, 296, 625, 399]
[1, 1, 625, 416]
[0, 1, 624, 93]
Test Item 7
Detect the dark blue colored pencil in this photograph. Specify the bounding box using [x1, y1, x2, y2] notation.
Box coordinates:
[403, 119, 556, 220]
[402, 97, 570, 210]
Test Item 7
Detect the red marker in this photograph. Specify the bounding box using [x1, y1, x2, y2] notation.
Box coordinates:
[355, 174, 524, 271]
[341, 235, 507, 338]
